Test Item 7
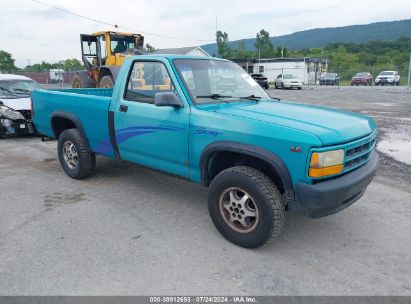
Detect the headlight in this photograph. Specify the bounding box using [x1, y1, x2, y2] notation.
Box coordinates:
[0, 106, 25, 120]
[309, 149, 344, 178]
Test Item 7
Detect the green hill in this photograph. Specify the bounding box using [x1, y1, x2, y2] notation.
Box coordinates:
[202, 19, 411, 54]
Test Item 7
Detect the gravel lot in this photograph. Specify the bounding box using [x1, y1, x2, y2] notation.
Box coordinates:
[0, 86, 410, 295]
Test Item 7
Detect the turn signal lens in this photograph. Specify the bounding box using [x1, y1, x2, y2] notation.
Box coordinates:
[309, 149, 344, 177]
[309, 165, 343, 178]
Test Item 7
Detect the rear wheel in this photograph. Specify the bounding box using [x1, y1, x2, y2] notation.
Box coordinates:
[58, 129, 96, 179]
[99, 75, 115, 88]
[208, 166, 285, 248]
[72, 75, 83, 88]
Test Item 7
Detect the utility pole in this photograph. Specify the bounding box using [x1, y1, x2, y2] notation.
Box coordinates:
[215, 16, 218, 58]
[408, 54, 411, 90]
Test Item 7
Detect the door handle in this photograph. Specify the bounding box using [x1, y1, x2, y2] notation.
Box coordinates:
[119, 105, 128, 112]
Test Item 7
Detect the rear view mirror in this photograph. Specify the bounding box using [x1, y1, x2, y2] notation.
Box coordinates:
[154, 92, 183, 108]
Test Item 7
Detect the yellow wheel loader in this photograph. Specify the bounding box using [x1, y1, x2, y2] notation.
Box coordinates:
[72, 31, 145, 88]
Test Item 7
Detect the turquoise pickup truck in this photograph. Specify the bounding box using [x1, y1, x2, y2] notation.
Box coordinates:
[32, 55, 378, 248]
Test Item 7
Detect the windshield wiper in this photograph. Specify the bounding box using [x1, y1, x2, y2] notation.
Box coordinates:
[196, 94, 233, 103]
[0, 87, 12, 94]
[237, 95, 262, 101]
[196, 94, 233, 99]
[12, 88, 31, 94]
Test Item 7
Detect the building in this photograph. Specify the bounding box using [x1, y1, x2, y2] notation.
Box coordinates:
[232, 57, 329, 84]
[153, 46, 211, 57]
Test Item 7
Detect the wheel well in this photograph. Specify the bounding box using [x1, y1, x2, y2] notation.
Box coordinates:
[51, 116, 76, 138]
[205, 151, 285, 195]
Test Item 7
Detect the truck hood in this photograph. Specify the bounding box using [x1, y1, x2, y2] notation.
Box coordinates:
[0, 97, 31, 111]
[207, 100, 375, 145]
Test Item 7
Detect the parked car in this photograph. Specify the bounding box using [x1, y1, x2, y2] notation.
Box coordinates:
[319, 73, 340, 85]
[351, 72, 372, 86]
[0, 74, 41, 138]
[250, 73, 269, 89]
[32, 55, 378, 248]
[274, 74, 303, 90]
[375, 71, 400, 86]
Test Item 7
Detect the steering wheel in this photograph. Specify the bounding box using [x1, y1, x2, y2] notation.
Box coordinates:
[219, 87, 235, 95]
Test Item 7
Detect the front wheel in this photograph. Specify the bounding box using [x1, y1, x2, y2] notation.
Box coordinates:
[58, 129, 96, 179]
[208, 166, 285, 248]
[99, 75, 115, 88]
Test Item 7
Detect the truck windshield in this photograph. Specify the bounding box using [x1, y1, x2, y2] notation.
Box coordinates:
[110, 35, 136, 53]
[174, 59, 269, 104]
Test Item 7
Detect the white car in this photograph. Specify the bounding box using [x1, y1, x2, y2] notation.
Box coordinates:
[375, 71, 400, 86]
[274, 74, 303, 90]
[0, 74, 42, 137]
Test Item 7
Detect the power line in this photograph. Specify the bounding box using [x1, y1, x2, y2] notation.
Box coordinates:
[31, 0, 214, 42]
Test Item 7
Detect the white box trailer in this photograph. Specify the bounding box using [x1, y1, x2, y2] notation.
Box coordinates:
[233, 57, 329, 85]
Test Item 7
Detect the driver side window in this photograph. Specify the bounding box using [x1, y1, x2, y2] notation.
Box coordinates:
[125, 61, 175, 104]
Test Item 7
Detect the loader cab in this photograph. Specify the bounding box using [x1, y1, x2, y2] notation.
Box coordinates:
[80, 32, 145, 68]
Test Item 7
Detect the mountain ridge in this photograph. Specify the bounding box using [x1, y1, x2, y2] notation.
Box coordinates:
[201, 19, 411, 55]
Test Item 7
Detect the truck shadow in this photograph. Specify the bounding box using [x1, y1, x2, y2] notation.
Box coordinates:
[88, 156, 358, 251]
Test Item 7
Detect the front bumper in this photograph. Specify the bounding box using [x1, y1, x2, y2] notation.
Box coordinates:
[283, 82, 302, 88]
[0, 118, 35, 137]
[376, 79, 394, 84]
[351, 79, 367, 85]
[290, 151, 379, 218]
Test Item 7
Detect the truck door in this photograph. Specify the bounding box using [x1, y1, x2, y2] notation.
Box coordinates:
[114, 60, 190, 178]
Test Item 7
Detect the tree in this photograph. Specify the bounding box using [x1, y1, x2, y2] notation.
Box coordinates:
[232, 41, 253, 59]
[145, 43, 156, 53]
[275, 47, 288, 58]
[216, 31, 233, 58]
[255, 30, 274, 58]
[61, 58, 83, 71]
[0, 50, 17, 72]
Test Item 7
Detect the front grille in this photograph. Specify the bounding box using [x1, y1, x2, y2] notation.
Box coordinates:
[343, 133, 376, 172]
[17, 110, 32, 120]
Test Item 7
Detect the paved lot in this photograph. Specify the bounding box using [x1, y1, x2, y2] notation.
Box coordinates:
[0, 87, 410, 295]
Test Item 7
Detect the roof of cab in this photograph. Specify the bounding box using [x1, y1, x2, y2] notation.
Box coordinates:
[127, 54, 228, 61]
[0, 74, 34, 81]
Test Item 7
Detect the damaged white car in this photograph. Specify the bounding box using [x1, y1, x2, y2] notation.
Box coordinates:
[0, 74, 42, 138]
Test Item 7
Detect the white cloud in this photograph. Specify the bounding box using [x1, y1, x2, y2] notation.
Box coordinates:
[2, 0, 410, 67]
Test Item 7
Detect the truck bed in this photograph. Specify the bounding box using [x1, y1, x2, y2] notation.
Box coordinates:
[56, 88, 113, 97]
[32, 88, 116, 158]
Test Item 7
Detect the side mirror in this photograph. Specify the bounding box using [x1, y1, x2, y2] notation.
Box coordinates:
[154, 92, 183, 108]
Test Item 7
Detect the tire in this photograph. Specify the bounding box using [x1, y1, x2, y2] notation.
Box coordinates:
[274, 83, 278, 89]
[72, 75, 83, 88]
[72, 74, 96, 88]
[208, 166, 285, 248]
[265, 83, 269, 90]
[58, 129, 96, 179]
[99, 75, 115, 88]
[298, 87, 302, 90]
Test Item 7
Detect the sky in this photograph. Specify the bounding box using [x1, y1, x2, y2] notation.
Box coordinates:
[1, 0, 411, 68]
